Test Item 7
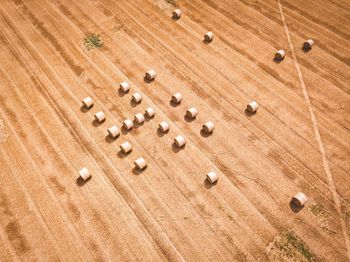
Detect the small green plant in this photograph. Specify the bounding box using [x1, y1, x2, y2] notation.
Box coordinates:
[84, 34, 104, 50]
[166, 0, 177, 7]
[273, 231, 315, 262]
[309, 203, 327, 217]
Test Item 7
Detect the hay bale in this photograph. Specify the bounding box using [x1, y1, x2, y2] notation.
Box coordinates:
[145, 107, 155, 118]
[292, 192, 308, 207]
[123, 119, 134, 130]
[171, 93, 183, 104]
[145, 70, 156, 81]
[107, 125, 120, 138]
[120, 141, 132, 154]
[246, 101, 259, 113]
[202, 121, 215, 134]
[206, 171, 218, 184]
[173, 9, 182, 19]
[275, 49, 286, 61]
[134, 113, 145, 124]
[79, 167, 91, 181]
[120, 82, 130, 93]
[174, 135, 186, 147]
[82, 97, 93, 109]
[303, 39, 314, 51]
[134, 157, 147, 170]
[204, 31, 214, 42]
[159, 121, 170, 132]
[132, 93, 142, 103]
[94, 111, 106, 123]
[186, 107, 198, 119]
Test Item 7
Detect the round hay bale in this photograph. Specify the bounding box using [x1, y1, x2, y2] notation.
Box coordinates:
[134, 157, 147, 170]
[174, 135, 186, 147]
[172, 93, 183, 104]
[206, 171, 218, 184]
[204, 31, 214, 42]
[145, 70, 156, 81]
[159, 121, 170, 132]
[119, 82, 130, 93]
[134, 113, 145, 124]
[94, 111, 106, 123]
[246, 101, 259, 113]
[107, 125, 120, 138]
[132, 93, 142, 103]
[123, 119, 134, 130]
[202, 121, 215, 134]
[120, 141, 132, 154]
[82, 97, 94, 109]
[186, 107, 198, 119]
[275, 49, 286, 61]
[303, 39, 314, 51]
[145, 107, 155, 118]
[292, 192, 308, 207]
[173, 9, 182, 19]
[79, 167, 91, 181]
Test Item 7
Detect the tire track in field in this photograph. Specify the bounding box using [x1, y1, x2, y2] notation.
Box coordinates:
[277, 0, 350, 259]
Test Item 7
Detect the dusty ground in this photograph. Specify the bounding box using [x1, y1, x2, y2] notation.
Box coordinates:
[0, 0, 349, 261]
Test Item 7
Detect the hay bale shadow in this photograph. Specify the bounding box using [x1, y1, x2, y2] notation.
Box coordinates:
[157, 128, 167, 137]
[204, 178, 217, 189]
[105, 134, 118, 143]
[130, 99, 140, 108]
[143, 76, 153, 84]
[289, 199, 304, 213]
[169, 100, 180, 107]
[200, 129, 213, 137]
[92, 119, 104, 127]
[184, 115, 196, 122]
[118, 89, 129, 97]
[76, 176, 90, 187]
[273, 57, 283, 64]
[244, 108, 256, 117]
[132, 166, 145, 175]
[172, 143, 184, 153]
[80, 105, 90, 113]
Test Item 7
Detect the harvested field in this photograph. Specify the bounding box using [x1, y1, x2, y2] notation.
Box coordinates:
[0, 0, 349, 261]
